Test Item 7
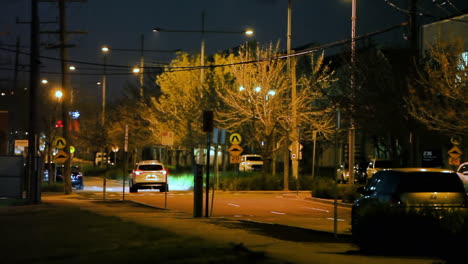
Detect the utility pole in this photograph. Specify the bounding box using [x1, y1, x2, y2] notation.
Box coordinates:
[348, 0, 357, 185]
[284, 0, 293, 191]
[59, 0, 72, 195]
[139, 34, 144, 97]
[27, 0, 40, 204]
[408, 0, 419, 167]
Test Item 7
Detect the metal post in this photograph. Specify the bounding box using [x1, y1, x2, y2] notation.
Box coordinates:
[205, 132, 211, 218]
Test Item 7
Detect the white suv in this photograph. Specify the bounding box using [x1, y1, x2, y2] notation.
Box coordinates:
[129, 160, 168, 192]
[239, 154, 263, 172]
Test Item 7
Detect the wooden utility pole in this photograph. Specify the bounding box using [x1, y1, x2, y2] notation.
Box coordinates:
[27, 0, 40, 204]
[348, 0, 357, 185]
[58, 0, 73, 194]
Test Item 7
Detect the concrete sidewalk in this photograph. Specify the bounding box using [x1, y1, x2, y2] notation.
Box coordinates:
[41, 193, 441, 264]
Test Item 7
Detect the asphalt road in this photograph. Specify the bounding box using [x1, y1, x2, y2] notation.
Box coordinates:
[81, 176, 352, 234]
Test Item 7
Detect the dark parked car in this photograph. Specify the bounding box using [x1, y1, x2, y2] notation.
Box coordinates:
[352, 168, 467, 235]
[56, 165, 84, 190]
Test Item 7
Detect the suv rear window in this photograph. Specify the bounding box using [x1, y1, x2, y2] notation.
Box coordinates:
[138, 164, 163, 171]
[396, 172, 464, 193]
[374, 160, 394, 168]
[246, 156, 263, 161]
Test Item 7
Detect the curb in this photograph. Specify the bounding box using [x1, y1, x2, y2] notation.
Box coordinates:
[305, 196, 353, 208]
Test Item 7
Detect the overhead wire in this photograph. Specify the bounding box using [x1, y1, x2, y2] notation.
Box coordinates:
[0, 21, 408, 75]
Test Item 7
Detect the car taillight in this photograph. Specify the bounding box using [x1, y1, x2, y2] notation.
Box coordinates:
[162, 169, 168, 176]
[134, 170, 143, 175]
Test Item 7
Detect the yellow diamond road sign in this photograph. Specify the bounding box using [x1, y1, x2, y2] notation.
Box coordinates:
[448, 146, 462, 158]
[55, 150, 68, 163]
[228, 144, 243, 156]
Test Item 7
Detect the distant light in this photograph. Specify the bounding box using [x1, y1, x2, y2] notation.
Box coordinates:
[132, 67, 141, 73]
[254, 86, 261, 93]
[97, 82, 102, 85]
[70, 111, 80, 119]
[1, 92, 5, 96]
[24, 87, 28, 90]
[268, 90, 276, 97]
[152, 28, 161, 32]
[101, 46, 109, 53]
[239, 86, 245, 92]
[41, 79, 48, 84]
[55, 90, 63, 99]
[69, 65, 76, 71]
[245, 29, 254, 36]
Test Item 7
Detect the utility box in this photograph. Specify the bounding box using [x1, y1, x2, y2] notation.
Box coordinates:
[0, 155, 24, 198]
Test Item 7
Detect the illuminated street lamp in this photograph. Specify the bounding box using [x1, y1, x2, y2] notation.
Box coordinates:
[132, 67, 141, 73]
[41, 79, 48, 84]
[55, 90, 63, 99]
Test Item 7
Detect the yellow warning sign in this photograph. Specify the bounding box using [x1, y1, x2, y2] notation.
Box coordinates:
[53, 137, 67, 149]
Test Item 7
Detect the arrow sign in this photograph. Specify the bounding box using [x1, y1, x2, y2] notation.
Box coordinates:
[229, 133, 242, 145]
[53, 137, 67, 149]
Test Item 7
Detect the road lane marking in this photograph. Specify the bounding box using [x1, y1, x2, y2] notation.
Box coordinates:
[270, 211, 286, 215]
[326, 218, 345, 222]
[227, 203, 240, 207]
[301, 207, 329, 213]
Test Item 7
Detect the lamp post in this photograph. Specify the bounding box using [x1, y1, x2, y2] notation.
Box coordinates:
[153, 17, 253, 82]
[154, 19, 253, 217]
[348, 0, 357, 185]
[100, 46, 109, 127]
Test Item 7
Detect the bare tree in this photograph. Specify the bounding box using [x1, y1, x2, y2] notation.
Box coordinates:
[216, 43, 335, 172]
[407, 40, 468, 137]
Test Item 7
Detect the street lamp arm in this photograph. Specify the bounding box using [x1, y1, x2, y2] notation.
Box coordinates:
[153, 27, 252, 35]
[107, 48, 180, 53]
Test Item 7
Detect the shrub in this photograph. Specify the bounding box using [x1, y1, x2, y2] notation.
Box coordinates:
[41, 182, 64, 192]
[353, 205, 468, 260]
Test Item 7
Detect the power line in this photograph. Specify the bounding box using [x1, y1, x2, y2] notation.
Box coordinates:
[0, 22, 407, 74]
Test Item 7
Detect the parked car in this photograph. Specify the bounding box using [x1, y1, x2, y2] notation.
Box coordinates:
[56, 165, 84, 190]
[239, 154, 263, 172]
[129, 160, 168, 193]
[337, 162, 367, 183]
[352, 168, 468, 236]
[365, 159, 395, 180]
[457, 162, 468, 178]
[456, 162, 468, 193]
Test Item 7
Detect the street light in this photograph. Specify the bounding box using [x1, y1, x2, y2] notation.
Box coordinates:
[100, 46, 109, 127]
[55, 90, 63, 99]
[153, 18, 254, 80]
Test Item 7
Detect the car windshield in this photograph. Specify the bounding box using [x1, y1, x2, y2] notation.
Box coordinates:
[396, 172, 464, 193]
[247, 156, 262, 161]
[138, 164, 163, 171]
[374, 160, 394, 168]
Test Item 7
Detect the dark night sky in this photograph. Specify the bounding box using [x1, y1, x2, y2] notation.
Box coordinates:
[1, 0, 467, 106]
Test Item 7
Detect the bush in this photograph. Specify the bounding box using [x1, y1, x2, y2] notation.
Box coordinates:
[310, 177, 362, 202]
[353, 205, 468, 261]
[41, 182, 64, 192]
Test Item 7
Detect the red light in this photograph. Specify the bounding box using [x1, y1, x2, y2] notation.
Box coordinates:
[55, 120, 64, 128]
